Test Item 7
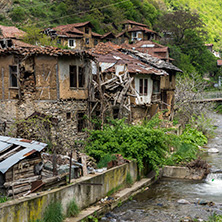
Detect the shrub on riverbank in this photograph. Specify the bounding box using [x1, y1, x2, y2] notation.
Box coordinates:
[85, 116, 208, 173]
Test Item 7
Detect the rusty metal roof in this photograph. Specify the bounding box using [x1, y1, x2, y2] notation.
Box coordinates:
[0, 136, 47, 174]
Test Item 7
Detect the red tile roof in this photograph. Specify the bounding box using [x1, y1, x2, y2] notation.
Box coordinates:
[0, 25, 26, 39]
[12, 39, 37, 48]
[91, 42, 167, 76]
[90, 42, 121, 55]
[122, 20, 148, 28]
[92, 32, 102, 38]
[127, 26, 157, 34]
[101, 32, 116, 39]
[0, 46, 94, 58]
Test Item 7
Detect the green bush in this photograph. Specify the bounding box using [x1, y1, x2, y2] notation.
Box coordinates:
[43, 201, 63, 222]
[97, 154, 116, 168]
[66, 198, 79, 217]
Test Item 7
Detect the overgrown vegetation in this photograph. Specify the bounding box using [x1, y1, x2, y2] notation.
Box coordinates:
[126, 172, 133, 186]
[85, 115, 208, 174]
[43, 201, 64, 222]
[207, 213, 222, 222]
[0, 196, 8, 203]
[97, 154, 116, 168]
[66, 198, 79, 217]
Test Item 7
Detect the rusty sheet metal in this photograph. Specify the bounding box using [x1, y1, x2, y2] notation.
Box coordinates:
[0, 136, 47, 174]
[23, 149, 37, 157]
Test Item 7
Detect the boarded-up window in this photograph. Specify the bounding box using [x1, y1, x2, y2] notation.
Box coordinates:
[9, 65, 18, 87]
[77, 113, 85, 132]
[70, 65, 77, 87]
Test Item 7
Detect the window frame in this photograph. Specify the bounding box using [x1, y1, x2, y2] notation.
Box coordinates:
[139, 78, 149, 96]
[68, 39, 76, 48]
[9, 65, 19, 88]
[69, 65, 85, 89]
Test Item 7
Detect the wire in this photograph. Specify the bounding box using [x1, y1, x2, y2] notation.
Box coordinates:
[7, 0, 131, 27]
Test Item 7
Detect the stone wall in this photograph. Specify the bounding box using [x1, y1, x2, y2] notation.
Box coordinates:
[0, 161, 138, 222]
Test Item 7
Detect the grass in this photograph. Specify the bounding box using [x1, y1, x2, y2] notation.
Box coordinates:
[43, 201, 63, 222]
[66, 198, 79, 217]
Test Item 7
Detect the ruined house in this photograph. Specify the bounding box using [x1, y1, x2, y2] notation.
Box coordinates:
[0, 136, 47, 197]
[44, 21, 102, 50]
[0, 25, 26, 48]
[90, 42, 182, 122]
[0, 46, 94, 152]
[121, 40, 173, 62]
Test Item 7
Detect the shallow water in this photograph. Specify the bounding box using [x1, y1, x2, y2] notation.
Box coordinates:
[100, 113, 222, 222]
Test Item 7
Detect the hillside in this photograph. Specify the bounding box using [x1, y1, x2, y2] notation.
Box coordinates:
[163, 0, 222, 50]
[0, 0, 161, 34]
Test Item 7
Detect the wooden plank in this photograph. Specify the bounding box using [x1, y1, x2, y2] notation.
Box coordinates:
[4, 175, 40, 187]
[0, 146, 21, 162]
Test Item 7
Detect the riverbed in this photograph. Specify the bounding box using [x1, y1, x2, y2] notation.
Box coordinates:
[101, 113, 222, 222]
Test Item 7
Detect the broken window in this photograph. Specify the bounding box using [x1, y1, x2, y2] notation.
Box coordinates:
[69, 65, 85, 88]
[139, 78, 148, 95]
[77, 112, 85, 132]
[9, 65, 18, 87]
[85, 38, 89, 45]
[68, 39, 75, 48]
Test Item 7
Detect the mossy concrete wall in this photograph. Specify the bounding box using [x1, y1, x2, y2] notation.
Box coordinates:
[0, 161, 138, 222]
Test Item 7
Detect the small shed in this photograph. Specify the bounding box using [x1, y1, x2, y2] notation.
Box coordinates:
[0, 136, 47, 197]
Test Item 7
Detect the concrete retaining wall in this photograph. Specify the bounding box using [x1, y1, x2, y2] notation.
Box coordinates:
[0, 161, 138, 222]
[163, 166, 205, 180]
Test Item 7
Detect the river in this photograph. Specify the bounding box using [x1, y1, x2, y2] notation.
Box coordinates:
[100, 113, 222, 222]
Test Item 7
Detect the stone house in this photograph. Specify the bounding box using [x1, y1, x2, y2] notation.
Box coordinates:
[117, 20, 160, 43]
[121, 40, 173, 62]
[0, 46, 94, 152]
[44, 21, 102, 50]
[90, 42, 182, 123]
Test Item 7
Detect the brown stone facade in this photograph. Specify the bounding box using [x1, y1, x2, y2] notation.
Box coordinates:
[0, 48, 92, 152]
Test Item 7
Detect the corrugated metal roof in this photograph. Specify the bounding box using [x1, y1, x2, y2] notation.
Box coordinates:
[0, 136, 47, 174]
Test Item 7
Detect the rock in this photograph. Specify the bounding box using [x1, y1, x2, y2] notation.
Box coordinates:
[177, 199, 191, 204]
[208, 148, 219, 153]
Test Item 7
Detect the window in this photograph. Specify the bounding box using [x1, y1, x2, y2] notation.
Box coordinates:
[139, 78, 148, 95]
[153, 80, 160, 94]
[132, 32, 137, 38]
[85, 27, 89, 34]
[69, 65, 85, 88]
[57, 39, 61, 44]
[77, 112, 85, 132]
[70, 65, 77, 87]
[94, 39, 98, 46]
[68, 39, 76, 48]
[9, 65, 18, 87]
[85, 38, 89, 45]
[66, 112, 71, 120]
